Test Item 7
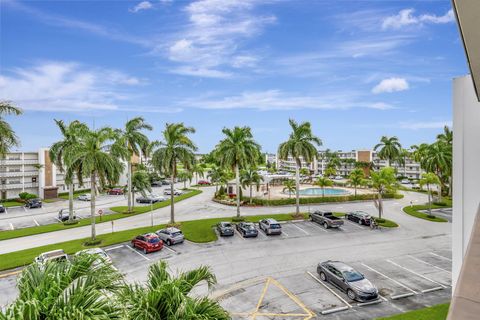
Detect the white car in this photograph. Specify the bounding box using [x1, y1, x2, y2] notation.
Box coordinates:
[75, 248, 112, 264]
[334, 175, 343, 180]
[35, 249, 69, 265]
[401, 179, 410, 184]
[163, 188, 183, 196]
[77, 194, 91, 201]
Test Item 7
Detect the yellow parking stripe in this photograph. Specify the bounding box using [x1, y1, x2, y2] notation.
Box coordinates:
[0, 270, 21, 279]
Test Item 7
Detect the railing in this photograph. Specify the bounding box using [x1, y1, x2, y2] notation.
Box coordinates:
[0, 171, 38, 178]
[0, 159, 39, 165]
[0, 182, 39, 190]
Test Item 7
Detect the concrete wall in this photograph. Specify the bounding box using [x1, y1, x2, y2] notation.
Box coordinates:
[452, 75, 480, 289]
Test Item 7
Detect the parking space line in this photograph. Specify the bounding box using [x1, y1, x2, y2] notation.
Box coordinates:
[408, 255, 452, 274]
[361, 263, 418, 294]
[163, 246, 178, 254]
[23, 207, 27, 212]
[9, 223, 14, 230]
[282, 230, 289, 237]
[32, 218, 39, 226]
[429, 252, 452, 261]
[0, 270, 22, 279]
[344, 220, 365, 230]
[125, 245, 151, 261]
[291, 223, 310, 235]
[104, 245, 124, 252]
[309, 222, 328, 233]
[306, 271, 352, 308]
[386, 259, 447, 288]
[234, 229, 246, 240]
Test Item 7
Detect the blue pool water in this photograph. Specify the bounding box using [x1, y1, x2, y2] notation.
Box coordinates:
[286, 187, 349, 196]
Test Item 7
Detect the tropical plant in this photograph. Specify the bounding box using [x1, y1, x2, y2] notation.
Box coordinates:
[50, 120, 89, 222]
[115, 117, 152, 213]
[119, 261, 229, 320]
[214, 126, 261, 217]
[282, 179, 296, 198]
[2, 253, 123, 319]
[192, 162, 206, 185]
[396, 148, 410, 177]
[151, 123, 197, 224]
[324, 166, 336, 178]
[65, 127, 126, 241]
[300, 168, 310, 176]
[0, 101, 23, 158]
[132, 170, 152, 208]
[374, 136, 402, 167]
[208, 165, 224, 193]
[437, 125, 453, 146]
[419, 173, 441, 217]
[370, 167, 398, 219]
[348, 168, 365, 197]
[314, 177, 333, 197]
[240, 168, 263, 203]
[178, 170, 193, 189]
[278, 119, 322, 216]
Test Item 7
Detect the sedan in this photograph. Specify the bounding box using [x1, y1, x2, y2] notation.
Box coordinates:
[58, 209, 77, 222]
[75, 248, 112, 264]
[345, 211, 372, 226]
[0, 204, 5, 213]
[25, 198, 43, 208]
[156, 227, 185, 246]
[198, 180, 211, 185]
[77, 194, 91, 201]
[216, 222, 234, 236]
[108, 188, 124, 195]
[317, 260, 378, 302]
[136, 194, 166, 204]
[236, 222, 258, 238]
[164, 188, 183, 196]
[131, 233, 163, 254]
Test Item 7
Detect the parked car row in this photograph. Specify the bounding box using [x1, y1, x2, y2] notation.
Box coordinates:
[216, 218, 283, 238]
[136, 193, 167, 204]
[131, 227, 185, 253]
[34, 248, 112, 267]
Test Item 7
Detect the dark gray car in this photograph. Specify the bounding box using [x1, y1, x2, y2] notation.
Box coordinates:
[156, 227, 185, 245]
[317, 260, 378, 302]
[216, 222, 234, 236]
[0, 204, 5, 213]
[236, 222, 258, 238]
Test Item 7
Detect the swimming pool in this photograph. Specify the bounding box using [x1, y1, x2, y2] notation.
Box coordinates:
[286, 187, 349, 196]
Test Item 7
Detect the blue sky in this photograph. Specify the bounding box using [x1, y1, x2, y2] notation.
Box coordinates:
[0, 0, 466, 153]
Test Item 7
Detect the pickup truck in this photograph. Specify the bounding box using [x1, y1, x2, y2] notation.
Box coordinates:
[310, 211, 344, 229]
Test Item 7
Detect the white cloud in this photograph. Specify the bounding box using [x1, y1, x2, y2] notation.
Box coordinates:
[181, 90, 394, 111]
[372, 77, 409, 94]
[382, 8, 454, 30]
[129, 1, 153, 13]
[0, 62, 142, 112]
[165, 0, 275, 77]
[399, 121, 452, 130]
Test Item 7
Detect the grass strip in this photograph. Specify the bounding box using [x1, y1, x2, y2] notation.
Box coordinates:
[0, 201, 24, 207]
[376, 303, 449, 320]
[0, 189, 202, 241]
[0, 212, 307, 271]
[403, 204, 449, 222]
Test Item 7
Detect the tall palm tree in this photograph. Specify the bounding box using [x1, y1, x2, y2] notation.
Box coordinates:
[419, 172, 441, 217]
[314, 176, 333, 198]
[65, 127, 126, 241]
[282, 179, 296, 198]
[132, 170, 152, 209]
[423, 141, 452, 203]
[192, 162, 206, 185]
[50, 120, 89, 222]
[0, 101, 23, 158]
[116, 117, 152, 213]
[240, 168, 263, 204]
[374, 136, 402, 167]
[348, 168, 365, 197]
[208, 165, 224, 193]
[437, 125, 453, 146]
[278, 119, 322, 216]
[151, 123, 197, 224]
[178, 170, 193, 189]
[370, 167, 397, 219]
[2, 253, 123, 319]
[396, 148, 410, 178]
[119, 261, 229, 319]
[214, 126, 261, 217]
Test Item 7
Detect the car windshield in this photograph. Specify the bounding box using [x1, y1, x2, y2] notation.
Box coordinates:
[171, 232, 182, 237]
[148, 237, 160, 243]
[245, 224, 255, 230]
[343, 270, 364, 282]
[270, 224, 281, 229]
[223, 223, 232, 228]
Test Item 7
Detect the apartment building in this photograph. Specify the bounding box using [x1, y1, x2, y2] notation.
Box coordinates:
[0, 148, 92, 200]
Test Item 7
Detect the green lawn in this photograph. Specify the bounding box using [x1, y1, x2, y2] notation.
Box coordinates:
[403, 205, 449, 222]
[376, 303, 449, 320]
[58, 189, 91, 200]
[0, 189, 202, 242]
[0, 201, 24, 207]
[0, 212, 308, 271]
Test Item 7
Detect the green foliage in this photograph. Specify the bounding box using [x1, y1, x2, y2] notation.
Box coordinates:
[314, 177, 333, 197]
[374, 136, 402, 166]
[244, 193, 402, 206]
[18, 192, 38, 200]
[324, 166, 336, 177]
[0, 101, 23, 158]
[376, 303, 449, 320]
[282, 179, 296, 197]
[403, 205, 449, 222]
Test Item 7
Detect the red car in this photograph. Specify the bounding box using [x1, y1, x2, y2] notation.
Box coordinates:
[109, 188, 124, 195]
[198, 180, 211, 185]
[131, 233, 163, 253]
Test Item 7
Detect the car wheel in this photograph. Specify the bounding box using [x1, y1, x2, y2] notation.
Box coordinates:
[323, 222, 329, 229]
[359, 220, 363, 225]
[319, 272, 327, 281]
[143, 248, 148, 254]
[166, 240, 172, 246]
[347, 289, 356, 300]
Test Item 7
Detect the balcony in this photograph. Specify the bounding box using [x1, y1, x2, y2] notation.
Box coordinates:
[0, 159, 39, 166]
[0, 182, 39, 190]
[0, 171, 38, 178]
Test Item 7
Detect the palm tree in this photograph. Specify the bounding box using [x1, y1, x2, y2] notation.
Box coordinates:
[419, 172, 441, 217]
[396, 148, 410, 178]
[50, 120, 89, 222]
[324, 165, 337, 178]
[0, 101, 23, 158]
[116, 117, 152, 213]
[119, 261, 229, 320]
[314, 177, 333, 197]
[437, 125, 453, 146]
[240, 168, 263, 204]
[278, 119, 322, 216]
[208, 165, 223, 193]
[2, 253, 123, 319]
[151, 123, 197, 224]
[214, 126, 261, 217]
[374, 136, 402, 167]
[178, 170, 193, 189]
[132, 170, 152, 209]
[65, 127, 126, 241]
[348, 168, 365, 197]
[192, 162, 206, 185]
[282, 179, 296, 198]
[370, 167, 397, 219]
[423, 141, 452, 203]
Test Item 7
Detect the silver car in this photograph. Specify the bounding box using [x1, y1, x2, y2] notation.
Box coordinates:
[155, 227, 185, 246]
[317, 260, 379, 302]
[258, 218, 282, 235]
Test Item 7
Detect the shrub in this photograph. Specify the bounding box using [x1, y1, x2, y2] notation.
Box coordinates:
[83, 239, 102, 246]
[232, 216, 246, 222]
[432, 201, 447, 206]
[18, 192, 38, 201]
[242, 193, 403, 206]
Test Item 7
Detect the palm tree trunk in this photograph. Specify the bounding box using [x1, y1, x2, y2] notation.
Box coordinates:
[427, 184, 432, 216]
[295, 159, 300, 216]
[354, 186, 357, 197]
[436, 170, 443, 203]
[68, 183, 74, 222]
[90, 172, 96, 241]
[448, 176, 452, 197]
[127, 161, 132, 212]
[235, 164, 240, 217]
[249, 185, 253, 204]
[170, 172, 175, 224]
[322, 187, 325, 198]
[378, 191, 383, 219]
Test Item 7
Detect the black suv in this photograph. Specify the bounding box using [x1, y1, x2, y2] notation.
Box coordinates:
[25, 198, 42, 209]
[0, 204, 5, 213]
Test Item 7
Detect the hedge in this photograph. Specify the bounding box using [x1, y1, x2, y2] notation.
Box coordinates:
[403, 205, 449, 222]
[241, 193, 403, 206]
